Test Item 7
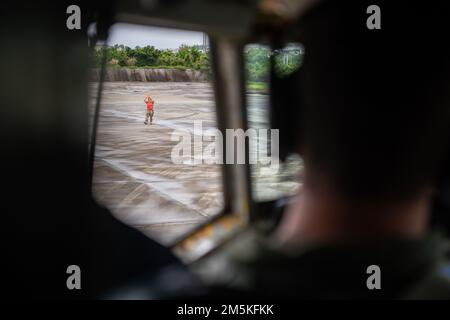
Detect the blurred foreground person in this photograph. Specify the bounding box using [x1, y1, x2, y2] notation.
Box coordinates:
[205, 1, 450, 299]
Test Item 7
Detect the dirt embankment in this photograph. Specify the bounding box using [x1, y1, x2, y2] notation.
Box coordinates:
[90, 68, 209, 82]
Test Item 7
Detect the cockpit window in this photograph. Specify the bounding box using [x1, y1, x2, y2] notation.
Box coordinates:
[273, 43, 304, 78]
[89, 24, 223, 246]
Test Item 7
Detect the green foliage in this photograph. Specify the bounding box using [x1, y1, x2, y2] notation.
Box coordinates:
[245, 46, 271, 82]
[131, 45, 160, 67]
[247, 82, 268, 91]
[273, 48, 303, 78]
[244, 45, 304, 81]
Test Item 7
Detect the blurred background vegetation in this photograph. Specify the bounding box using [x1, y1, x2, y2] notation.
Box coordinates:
[92, 44, 303, 87]
[92, 44, 210, 70]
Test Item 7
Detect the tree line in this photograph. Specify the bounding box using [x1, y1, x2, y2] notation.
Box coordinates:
[92, 44, 303, 82]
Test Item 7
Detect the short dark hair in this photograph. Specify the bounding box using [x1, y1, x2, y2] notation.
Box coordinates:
[296, 1, 450, 199]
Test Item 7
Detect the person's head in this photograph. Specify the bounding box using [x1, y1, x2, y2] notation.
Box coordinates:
[293, 1, 450, 202]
